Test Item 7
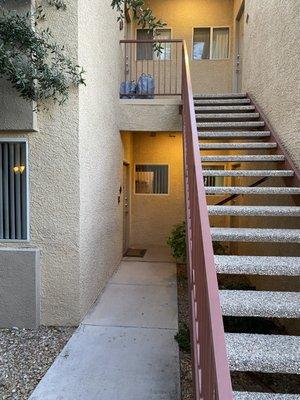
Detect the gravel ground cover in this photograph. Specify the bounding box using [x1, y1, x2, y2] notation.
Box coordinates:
[0, 326, 75, 400]
[177, 264, 193, 400]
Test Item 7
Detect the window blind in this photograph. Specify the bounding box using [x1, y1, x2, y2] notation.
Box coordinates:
[0, 141, 28, 240]
[135, 165, 169, 194]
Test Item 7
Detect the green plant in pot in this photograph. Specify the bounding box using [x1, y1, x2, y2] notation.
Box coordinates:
[167, 222, 187, 264]
[167, 221, 228, 264]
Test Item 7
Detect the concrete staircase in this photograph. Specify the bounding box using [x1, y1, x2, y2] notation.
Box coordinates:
[194, 92, 300, 399]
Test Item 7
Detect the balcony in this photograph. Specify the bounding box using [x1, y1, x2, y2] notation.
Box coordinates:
[119, 40, 183, 132]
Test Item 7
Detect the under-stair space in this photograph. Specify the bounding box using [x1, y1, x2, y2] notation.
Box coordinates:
[195, 92, 300, 399]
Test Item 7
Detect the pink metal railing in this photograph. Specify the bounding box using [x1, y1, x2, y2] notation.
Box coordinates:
[120, 40, 182, 97]
[181, 41, 233, 400]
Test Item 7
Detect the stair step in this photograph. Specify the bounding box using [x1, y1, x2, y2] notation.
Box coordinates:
[199, 131, 271, 138]
[211, 228, 300, 243]
[226, 333, 300, 374]
[205, 186, 300, 195]
[201, 155, 285, 162]
[234, 392, 300, 400]
[195, 105, 255, 112]
[194, 93, 247, 99]
[221, 290, 300, 318]
[215, 255, 300, 276]
[197, 113, 260, 120]
[198, 121, 265, 129]
[200, 142, 277, 150]
[208, 205, 300, 217]
[202, 170, 294, 177]
[194, 98, 251, 105]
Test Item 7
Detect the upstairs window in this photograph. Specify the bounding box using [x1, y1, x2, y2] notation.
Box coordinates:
[193, 27, 229, 60]
[137, 28, 172, 61]
[193, 28, 210, 60]
[135, 164, 169, 194]
[0, 140, 29, 241]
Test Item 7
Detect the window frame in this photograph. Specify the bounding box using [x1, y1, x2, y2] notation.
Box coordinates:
[133, 163, 170, 196]
[192, 26, 230, 61]
[0, 138, 30, 243]
[135, 27, 173, 61]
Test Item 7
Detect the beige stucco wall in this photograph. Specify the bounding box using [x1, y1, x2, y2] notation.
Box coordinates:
[0, 0, 126, 326]
[233, 0, 244, 17]
[143, 0, 234, 93]
[119, 99, 182, 132]
[0, 1, 81, 325]
[78, 0, 124, 318]
[124, 132, 185, 247]
[236, 0, 300, 169]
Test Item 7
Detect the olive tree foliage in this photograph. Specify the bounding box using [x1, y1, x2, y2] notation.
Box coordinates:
[0, 0, 165, 106]
[111, 0, 165, 38]
[111, 0, 166, 52]
[0, 0, 84, 105]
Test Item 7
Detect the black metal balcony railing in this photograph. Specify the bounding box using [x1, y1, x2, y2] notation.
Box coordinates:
[120, 40, 183, 98]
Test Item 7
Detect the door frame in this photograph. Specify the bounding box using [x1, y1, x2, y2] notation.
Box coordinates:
[123, 162, 130, 254]
[234, 1, 245, 92]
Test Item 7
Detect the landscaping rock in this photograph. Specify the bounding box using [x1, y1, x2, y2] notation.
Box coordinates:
[0, 326, 75, 399]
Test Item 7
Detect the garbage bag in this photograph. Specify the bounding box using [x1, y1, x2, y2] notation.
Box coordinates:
[136, 74, 155, 98]
[120, 81, 137, 99]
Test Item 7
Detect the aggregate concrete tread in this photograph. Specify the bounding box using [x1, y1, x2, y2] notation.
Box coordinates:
[226, 333, 300, 374]
[199, 142, 277, 149]
[234, 392, 300, 400]
[208, 205, 300, 217]
[198, 131, 270, 138]
[194, 99, 251, 105]
[197, 121, 265, 128]
[215, 255, 300, 276]
[195, 105, 255, 112]
[194, 93, 247, 99]
[211, 228, 300, 243]
[197, 113, 260, 119]
[205, 186, 300, 195]
[202, 170, 294, 177]
[221, 290, 300, 318]
[201, 154, 285, 162]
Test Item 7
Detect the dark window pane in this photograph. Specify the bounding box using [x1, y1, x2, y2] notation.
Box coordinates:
[137, 29, 154, 60]
[193, 28, 210, 60]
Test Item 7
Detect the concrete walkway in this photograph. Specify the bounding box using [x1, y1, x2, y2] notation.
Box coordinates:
[30, 247, 180, 400]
